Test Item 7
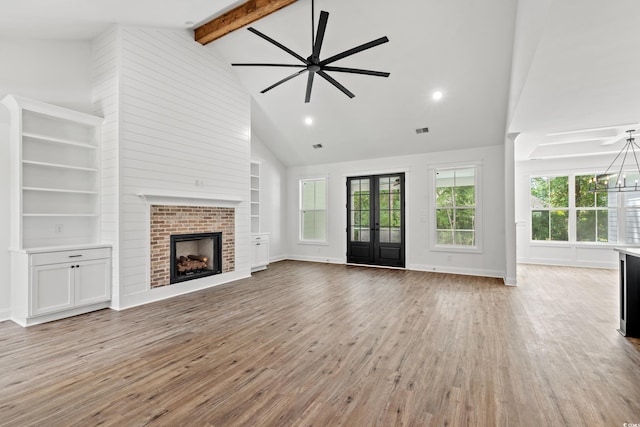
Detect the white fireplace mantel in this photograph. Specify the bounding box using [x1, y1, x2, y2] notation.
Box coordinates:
[138, 191, 245, 207]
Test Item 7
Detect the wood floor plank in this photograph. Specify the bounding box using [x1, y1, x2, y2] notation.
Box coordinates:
[1, 261, 640, 426]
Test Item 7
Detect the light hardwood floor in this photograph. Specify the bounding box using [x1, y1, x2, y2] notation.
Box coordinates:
[1, 261, 639, 426]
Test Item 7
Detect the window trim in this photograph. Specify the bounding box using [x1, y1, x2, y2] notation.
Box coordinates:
[429, 162, 483, 253]
[298, 176, 328, 244]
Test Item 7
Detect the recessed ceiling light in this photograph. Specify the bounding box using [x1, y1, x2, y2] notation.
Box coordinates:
[432, 91, 443, 101]
[185, 21, 194, 28]
[305, 117, 313, 125]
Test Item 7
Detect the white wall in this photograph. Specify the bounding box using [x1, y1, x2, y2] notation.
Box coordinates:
[286, 144, 507, 280]
[0, 39, 94, 321]
[251, 133, 287, 261]
[95, 27, 252, 309]
[516, 156, 619, 268]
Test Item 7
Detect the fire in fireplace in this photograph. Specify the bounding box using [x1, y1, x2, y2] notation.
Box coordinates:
[170, 232, 222, 284]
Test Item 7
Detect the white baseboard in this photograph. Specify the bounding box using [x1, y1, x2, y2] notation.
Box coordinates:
[517, 258, 617, 269]
[409, 263, 505, 280]
[0, 308, 11, 323]
[269, 254, 288, 263]
[284, 255, 344, 265]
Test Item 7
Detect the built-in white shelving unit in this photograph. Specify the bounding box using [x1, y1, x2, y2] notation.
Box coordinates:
[2, 95, 104, 249]
[251, 161, 261, 234]
[2, 94, 111, 327]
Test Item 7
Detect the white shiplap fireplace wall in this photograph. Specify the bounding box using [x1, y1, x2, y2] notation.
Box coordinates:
[92, 26, 251, 310]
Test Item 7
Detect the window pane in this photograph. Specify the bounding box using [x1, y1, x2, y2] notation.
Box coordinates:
[436, 186, 453, 207]
[313, 211, 326, 240]
[576, 210, 596, 241]
[379, 228, 390, 243]
[597, 210, 609, 242]
[379, 210, 389, 227]
[575, 175, 595, 208]
[531, 210, 549, 240]
[596, 191, 608, 208]
[531, 177, 549, 208]
[455, 231, 475, 246]
[550, 176, 569, 208]
[392, 190, 401, 209]
[437, 230, 454, 245]
[436, 209, 453, 230]
[455, 209, 475, 230]
[390, 227, 401, 243]
[550, 210, 569, 241]
[351, 194, 361, 210]
[455, 185, 475, 207]
[302, 181, 316, 210]
[360, 211, 370, 228]
[302, 211, 316, 240]
[352, 210, 360, 226]
[391, 210, 401, 227]
[315, 179, 326, 209]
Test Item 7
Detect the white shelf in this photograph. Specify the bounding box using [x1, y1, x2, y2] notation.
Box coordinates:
[23, 187, 98, 195]
[22, 132, 96, 149]
[23, 213, 99, 217]
[22, 160, 97, 172]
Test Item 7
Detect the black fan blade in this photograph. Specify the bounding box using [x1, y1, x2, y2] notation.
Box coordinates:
[260, 69, 307, 94]
[247, 27, 309, 64]
[323, 66, 390, 77]
[312, 11, 329, 59]
[232, 63, 306, 68]
[320, 36, 389, 66]
[305, 72, 315, 103]
[317, 71, 354, 98]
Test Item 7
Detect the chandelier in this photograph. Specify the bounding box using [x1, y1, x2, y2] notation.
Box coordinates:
[589, 130, 640, 192]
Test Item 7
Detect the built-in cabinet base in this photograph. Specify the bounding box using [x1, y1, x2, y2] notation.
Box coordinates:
[251, 233, 270, 272]
[10, 245, 112, 327]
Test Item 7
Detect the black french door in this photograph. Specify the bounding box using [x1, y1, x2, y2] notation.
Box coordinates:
[347, 173, 405, 267]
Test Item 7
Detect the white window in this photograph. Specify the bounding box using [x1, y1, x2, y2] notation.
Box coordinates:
[300, 178, 327, 242]
[434, 166, 479, 248]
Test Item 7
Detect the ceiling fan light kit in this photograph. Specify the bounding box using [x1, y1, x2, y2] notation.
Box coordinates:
[232, 0, 390, 103]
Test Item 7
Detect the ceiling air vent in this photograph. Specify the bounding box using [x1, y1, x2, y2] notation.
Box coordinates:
[415, 127, 429, 134]
[312, 144, 323, 149]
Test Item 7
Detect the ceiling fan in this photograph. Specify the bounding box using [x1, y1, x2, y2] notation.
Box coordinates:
[231, 0, 390, 103]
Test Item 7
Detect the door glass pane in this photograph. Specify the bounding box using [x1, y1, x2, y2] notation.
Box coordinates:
[379, 228, 390, 243]
[350, 178, 371, 243]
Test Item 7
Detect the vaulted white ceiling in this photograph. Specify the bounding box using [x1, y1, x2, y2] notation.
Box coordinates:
[2, 0, 639, 166]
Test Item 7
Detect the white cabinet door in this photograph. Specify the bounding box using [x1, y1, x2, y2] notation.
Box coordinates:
[31, 263, 74, 316]
[75, 258, 111, 306]
[255, 241, 269, 267]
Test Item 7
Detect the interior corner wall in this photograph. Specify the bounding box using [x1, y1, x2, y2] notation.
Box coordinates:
[92, 26, 122, 308]
[251, 133, 288, 261]
[112, 27, 252, 309]
[285, 144, 507, 279]
[0, 39, 94, 321]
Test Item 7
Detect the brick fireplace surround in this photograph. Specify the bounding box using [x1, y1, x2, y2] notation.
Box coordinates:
[150, 205, 235, 288]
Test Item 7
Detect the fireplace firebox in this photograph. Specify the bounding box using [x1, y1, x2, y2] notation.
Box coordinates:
[170, 232, 222, 284]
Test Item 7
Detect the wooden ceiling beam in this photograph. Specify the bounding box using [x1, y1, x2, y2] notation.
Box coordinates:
[195, 0, 298, 46]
